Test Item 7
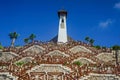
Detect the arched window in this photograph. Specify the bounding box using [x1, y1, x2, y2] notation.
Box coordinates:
[61, 18, 64, 29]
[62, 19, 64, 23]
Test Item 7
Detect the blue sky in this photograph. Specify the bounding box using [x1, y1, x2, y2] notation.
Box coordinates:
[0, 0, 120, 47]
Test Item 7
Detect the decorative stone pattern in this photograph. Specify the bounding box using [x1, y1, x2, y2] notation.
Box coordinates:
[96, 53, 115, 62]
[0, 75, 13, 80]
[69, 45, 92, 54]
[0, 41, 119, 80]
[80, 73, 120, 80]
[15, 57, 33, 66]
[23, 45, 45, 54]
[0, 52, 17, 62]
[72, 57, 96, 65]
[28, 64, 72, 73]
[0, 73, 17, 80]
[46, 50, 69, 57]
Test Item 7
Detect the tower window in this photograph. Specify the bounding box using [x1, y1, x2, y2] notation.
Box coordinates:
[62, 19, 64, 23]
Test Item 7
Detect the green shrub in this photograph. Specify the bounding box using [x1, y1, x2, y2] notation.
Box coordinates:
[94, 45, 101, 49]
[102, 46, 107, 49]
[0, 45, 3, 49]
[73, 61, 82, 66]
[112, 45, 120, 50]
[16, 61, 25, 66]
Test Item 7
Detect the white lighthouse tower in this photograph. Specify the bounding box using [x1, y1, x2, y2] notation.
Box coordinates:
[57, 10, 68, 43]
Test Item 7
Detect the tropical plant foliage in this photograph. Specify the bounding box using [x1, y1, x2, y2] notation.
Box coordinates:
[24, 38, 29, 44]
[85, 36, 90, 43]
[9, 32, 19, 47]
[89, 39, 94, 46]
[85, 36, 95, 46]
[29, 34, 36, 42]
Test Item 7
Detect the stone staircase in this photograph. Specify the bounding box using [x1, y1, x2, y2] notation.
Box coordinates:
[0, 72, 17, 80]
[79, 73, 120, 80]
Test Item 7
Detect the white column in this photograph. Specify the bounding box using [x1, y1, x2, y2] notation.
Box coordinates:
[58, 12, 68, 43]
